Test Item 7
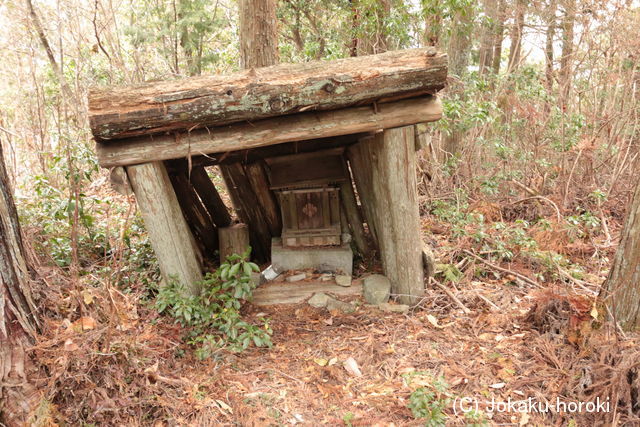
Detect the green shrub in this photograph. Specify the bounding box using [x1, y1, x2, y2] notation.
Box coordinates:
[156, 249, 272, 358]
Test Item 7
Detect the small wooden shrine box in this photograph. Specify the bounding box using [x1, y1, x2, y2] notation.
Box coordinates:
[265, 148, 348, 247]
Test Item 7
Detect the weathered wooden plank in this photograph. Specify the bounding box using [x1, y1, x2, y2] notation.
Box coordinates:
[244, 161, 281, 236]
[168, 167, 219, 258]
[188, 166, 232, 228]
[96, 96, 442, 168]
[348, 127, 424, 304]
[126, 162, 202, 294]
[220, 163, 272, 262]
[88, 48, 446, 141]
[347, 142, 379, 249]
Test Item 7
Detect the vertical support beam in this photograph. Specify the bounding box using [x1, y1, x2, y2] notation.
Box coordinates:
[348, 126, 424, 304]
[126, 162, 202, 294]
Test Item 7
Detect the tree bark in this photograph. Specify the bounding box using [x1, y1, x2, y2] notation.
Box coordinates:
[544, 0, 558, 93]
[478, 0, 497, 75]
[87, 48, 447, 141]
[492, 0, 506, 75]
[602, 180, 640, 330]
[0, 140, 40, 425]
[507, 0, 526, 73]
[447, 8, 472, 76]
[559, 0, 576, 107]
[239, 0, 278, 69]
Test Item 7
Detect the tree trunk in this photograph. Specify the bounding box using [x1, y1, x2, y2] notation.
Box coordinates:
[559, 0, 576, 107]
[239, 0, 278, 69]
[602, 180, 640, 330]
[478, 0, 497, 75]
[544, 0, 558, 94]
[507, 0, 526, 73]
[447, 8, 472, 77]
[0, 140, 40, 425]
[491, 0, 506, 75]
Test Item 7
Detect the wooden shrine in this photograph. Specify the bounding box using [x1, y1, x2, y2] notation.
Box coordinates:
[87, 48, 447, 304]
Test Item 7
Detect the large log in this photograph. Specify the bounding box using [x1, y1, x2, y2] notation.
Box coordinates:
[348, 128, 424, 304]
[95, 96, 442, 168]
[126, 162, 203, 294]
[88, 48, 446, 141]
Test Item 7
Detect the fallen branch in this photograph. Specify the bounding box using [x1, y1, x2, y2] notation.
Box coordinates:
[429, 277, 471, 315]
[462, 249, 541, 288]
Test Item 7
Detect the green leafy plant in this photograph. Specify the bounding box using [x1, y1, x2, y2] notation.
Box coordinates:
[156, 249, 272, 358]
[407, 376, 450, 426]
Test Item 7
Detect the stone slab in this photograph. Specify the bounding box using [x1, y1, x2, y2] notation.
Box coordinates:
[252, 280, 362, 306]
[271, 238, 353, 276]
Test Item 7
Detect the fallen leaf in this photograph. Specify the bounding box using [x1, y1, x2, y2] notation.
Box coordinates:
[64, 339, 79, 351]
[425, 314, 440, 328]
[215, 399, 233, 414]
[82, 289, 94, 305]
[344, 357, 362, 377]
[73, 316, 97, 331]
[313, 358, 328, 367]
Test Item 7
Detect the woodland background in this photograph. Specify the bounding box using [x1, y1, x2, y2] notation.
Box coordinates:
[1, 0, 640, 425]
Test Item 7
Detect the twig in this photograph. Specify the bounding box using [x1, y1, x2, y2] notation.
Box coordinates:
[462, 250, 542, 288]
[471, 288, 501, 311]
[429, 277, 471, 315]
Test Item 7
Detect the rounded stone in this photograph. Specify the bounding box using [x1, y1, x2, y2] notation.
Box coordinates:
[363, 274, 391, 305]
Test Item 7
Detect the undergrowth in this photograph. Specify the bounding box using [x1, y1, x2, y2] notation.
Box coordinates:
[156, 249, 272, 358]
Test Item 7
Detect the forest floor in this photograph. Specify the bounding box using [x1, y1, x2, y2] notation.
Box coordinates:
[24, 189, 640, 426]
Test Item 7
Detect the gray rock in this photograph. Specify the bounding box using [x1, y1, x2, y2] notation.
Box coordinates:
[378, 302, 410, 314]
[363, 274, 391, 305]
[326, 297, 355, 313]
[335, 275, 352, 287]
[308, 292, 330, 308]
[286, 272, 307, 282]
[319, 273, 334, 282]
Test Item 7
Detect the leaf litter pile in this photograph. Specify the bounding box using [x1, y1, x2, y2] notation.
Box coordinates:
[25, 194, 640, 426]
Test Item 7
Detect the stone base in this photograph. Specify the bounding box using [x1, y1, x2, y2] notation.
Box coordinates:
[271, 238, 353, 275]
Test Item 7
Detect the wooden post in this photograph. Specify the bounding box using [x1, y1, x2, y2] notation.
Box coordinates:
[348, 126, 424, 304]
[219, 224, 251, 263]
[126, 162, 202, 294]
